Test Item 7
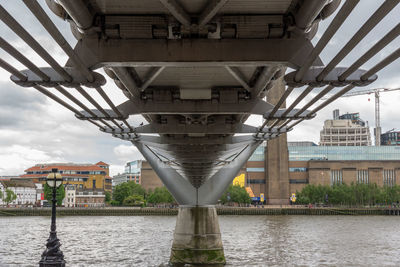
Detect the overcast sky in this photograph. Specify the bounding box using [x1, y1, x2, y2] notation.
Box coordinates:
[0, 0, 399, 176]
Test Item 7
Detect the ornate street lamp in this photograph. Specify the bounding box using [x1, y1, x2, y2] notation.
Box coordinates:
[39, 168, 66, 267]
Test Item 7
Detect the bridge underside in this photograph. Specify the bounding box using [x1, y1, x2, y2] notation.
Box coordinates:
[1, 0, 399, 264]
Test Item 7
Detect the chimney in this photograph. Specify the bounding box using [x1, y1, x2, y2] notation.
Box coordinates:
[333, 109, 339, 120]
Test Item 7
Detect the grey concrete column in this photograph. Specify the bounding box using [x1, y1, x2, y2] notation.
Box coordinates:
[170, 205, 225, 265]
[266, 68, 290, 205]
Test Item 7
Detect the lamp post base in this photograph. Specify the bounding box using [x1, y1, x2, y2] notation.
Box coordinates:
[39, 231, 65, 267]
[39, 258, 66, 267]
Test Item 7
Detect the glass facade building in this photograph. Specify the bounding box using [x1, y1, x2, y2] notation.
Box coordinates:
[381, 131, 400, 146]
[125, 160, 142, 174]
[248, 144, 400, 162]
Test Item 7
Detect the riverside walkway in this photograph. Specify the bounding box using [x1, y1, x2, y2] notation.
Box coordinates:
[1, 206, 400, 216]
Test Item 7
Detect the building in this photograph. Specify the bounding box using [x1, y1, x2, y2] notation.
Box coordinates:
[20, 161, 112, 193]
[35, 183, 44, 206]
[75, 189, 105, 207]
[0, 176, 20, 180]
[0, 179, 36, 206]
[113, 160, 163, 191]
[113, 160, 142, 187]
[140, 161, 164, 191]
[381, 130, 400, 146]
[287, 141, 317, 147]
[240, 145, 400, 199]
[65, 184, 76, 208]
[117, 142, 400, 203]
[320, 110, 371, 146]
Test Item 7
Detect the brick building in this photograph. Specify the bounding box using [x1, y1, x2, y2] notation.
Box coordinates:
[132, 143, 400, 202]
[75, 189, 105, 207]
[20, 161, 112, 193]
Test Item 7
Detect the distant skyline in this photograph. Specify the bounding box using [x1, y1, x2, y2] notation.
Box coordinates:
[0, 1, 399, 176]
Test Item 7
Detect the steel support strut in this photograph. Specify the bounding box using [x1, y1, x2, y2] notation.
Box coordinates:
[134, 139, 261, 265]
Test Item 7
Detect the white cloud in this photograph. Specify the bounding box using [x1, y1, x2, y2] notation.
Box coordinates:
[0, 145, 64, 175]
[113, 144, 143, 162]
[109, 164, 125, 177]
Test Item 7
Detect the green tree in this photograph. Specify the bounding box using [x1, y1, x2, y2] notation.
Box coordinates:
[296, 183, 400, 207]
[44, 183, 65, 206]
[220, 185, 251, 204]
[147, 187, 175, 204]
[105, 191, 112, 203]
[0, 190, 3, 200]
[113, 181, 145, 205]
[123, 194, 146, 207]
[4, 189, 17, 205]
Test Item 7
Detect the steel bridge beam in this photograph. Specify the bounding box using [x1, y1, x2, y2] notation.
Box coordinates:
[70, 38, 322, 69]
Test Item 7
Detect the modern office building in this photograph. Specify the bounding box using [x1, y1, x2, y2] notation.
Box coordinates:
[113, 160, 163, 191]
[320, 110, 371, 146]
[20, 161, 112, 192]
[381, 130, 400, 146]
[113, 160, 143, 187]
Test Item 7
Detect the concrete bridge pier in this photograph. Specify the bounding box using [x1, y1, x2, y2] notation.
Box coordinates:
[170, 205, 224, 265]
[134, 140, 261, 265]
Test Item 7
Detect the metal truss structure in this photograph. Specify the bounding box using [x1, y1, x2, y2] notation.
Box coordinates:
[1, 0, 400, 206]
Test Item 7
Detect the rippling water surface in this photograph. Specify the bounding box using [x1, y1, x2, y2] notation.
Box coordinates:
[1, 215, 399, 266]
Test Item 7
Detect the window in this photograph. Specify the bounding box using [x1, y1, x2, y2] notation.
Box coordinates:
[289, 179, 308, 184]
[330, 170, 343, 185]
[93, 180, 96, 189]
[289, 167, 308, 172]
[357, 170, 369, 184]
[383, 169, 396, 187]
[246, 179, 265, 184]
[246, 168, 265, 172]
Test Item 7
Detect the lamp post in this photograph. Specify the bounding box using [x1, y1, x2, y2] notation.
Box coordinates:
[39, 168, 66, 267]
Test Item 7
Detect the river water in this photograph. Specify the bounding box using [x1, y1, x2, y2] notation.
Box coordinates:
[0, 215, 399, 266]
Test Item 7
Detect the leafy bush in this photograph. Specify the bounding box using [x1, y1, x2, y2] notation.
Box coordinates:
[147, 187, 175, 204]
[113, 181, 145, 205]
[296, 183, 400, 206]
[220, 185, 251, 204]
[123, 194, 146, 207]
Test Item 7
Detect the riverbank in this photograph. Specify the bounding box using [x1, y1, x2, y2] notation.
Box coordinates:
[1, 206, 400, 216]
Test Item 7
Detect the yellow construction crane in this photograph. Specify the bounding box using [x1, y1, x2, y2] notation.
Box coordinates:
[322, 87, 400, 146]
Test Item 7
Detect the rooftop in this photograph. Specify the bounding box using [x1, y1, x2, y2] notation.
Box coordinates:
[95, 161, 109, 166]
[0, 179, 36, 188]
[25, 163, 107, 173]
